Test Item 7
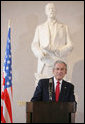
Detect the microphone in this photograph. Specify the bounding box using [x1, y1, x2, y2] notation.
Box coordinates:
[49, 78, 53, 101]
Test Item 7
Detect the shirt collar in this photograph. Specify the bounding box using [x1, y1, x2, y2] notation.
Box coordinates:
[54, 76, 63, 84]
[47, 19, 57, 25]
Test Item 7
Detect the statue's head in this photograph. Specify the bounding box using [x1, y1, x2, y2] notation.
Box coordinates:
[45, 3, 56, 19]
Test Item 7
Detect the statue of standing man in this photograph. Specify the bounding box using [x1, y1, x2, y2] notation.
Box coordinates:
[31, 3, 73, 84]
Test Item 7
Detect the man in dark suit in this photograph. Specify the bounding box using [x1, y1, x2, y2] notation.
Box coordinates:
[31, 60, 76, 102]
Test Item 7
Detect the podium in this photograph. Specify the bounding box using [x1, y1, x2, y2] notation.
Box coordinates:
[26, 102, 76, 123]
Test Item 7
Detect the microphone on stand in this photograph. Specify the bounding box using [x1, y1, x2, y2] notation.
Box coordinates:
[49, 78, 53, 101]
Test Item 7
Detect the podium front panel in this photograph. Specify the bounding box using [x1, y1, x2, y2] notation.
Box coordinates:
[26, 102, 76, 123]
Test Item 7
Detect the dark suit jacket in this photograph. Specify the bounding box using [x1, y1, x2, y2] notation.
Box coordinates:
[31, 77, 76, 102]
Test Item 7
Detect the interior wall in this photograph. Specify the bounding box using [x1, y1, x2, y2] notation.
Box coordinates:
[1, 1, 84, 123]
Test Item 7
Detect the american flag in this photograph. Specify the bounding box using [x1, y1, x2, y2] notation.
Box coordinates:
[1, 25, 13, 123]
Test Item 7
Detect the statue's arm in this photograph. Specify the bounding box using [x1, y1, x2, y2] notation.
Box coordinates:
[60, 25, 73, 57]
[31, 26, 45, 59]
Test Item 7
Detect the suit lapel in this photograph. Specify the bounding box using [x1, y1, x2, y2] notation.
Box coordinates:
[52, 23, 58, 43]
[44, 22, 50, 44]
[50, 78, 68, 102]
[45, 21, 58, 46]
[59, 80, 68, 101]
[51, 77, 56, 101]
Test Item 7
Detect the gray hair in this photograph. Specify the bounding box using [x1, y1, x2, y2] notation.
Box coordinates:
[53, 60, 67, 70]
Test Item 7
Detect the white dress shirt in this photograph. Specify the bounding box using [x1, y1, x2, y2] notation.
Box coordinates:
[54, 77, 62, 92]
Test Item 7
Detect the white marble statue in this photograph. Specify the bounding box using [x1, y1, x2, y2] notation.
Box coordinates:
[31, 3, 73, 83]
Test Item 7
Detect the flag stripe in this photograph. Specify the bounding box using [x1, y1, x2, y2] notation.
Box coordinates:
[1, 106, 6, 123]
[3, 101, 11, 123]
[4, 89, 13, 123]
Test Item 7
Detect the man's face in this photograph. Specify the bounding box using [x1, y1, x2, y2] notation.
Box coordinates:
[45, 4, 56, 18]
[53, 63, 67, 81]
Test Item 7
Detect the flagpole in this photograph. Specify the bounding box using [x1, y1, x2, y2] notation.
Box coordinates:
[8, 19, 11, 29]
[8, 19, 11, 42]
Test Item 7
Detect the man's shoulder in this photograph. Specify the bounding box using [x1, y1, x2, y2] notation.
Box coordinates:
[36, 22, 47, 29]
[39, 77, 53, 83]
[39, 77, 50, 82]
[36, 21, 68, 29]
[63, 80, 74, 87]
[37, 78, 49, 87]
[57, 22, 68, 29]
